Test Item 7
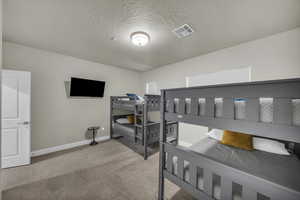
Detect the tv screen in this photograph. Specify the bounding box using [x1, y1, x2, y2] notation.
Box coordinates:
[70, 77, 105, 97]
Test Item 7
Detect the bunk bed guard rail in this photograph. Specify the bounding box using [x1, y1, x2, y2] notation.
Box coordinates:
[158, 78, 300, 200]
[111, 95, 160, 111]
[144, 94, 161, 111]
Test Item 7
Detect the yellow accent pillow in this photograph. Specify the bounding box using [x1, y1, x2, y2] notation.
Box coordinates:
[127, 115, 135, 124]
[221, 130, 253, 151]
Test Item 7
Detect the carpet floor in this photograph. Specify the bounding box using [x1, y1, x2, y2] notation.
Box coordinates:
[1, 140, 196, 200]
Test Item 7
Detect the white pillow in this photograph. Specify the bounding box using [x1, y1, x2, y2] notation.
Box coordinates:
[137, 95, 145, 101]
[253, 137, 290, 155]
[116, 118, 130, 124]
[207, 129, 223, 141]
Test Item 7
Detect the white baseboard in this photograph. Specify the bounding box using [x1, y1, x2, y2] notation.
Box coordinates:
[31, 136, 110, 157]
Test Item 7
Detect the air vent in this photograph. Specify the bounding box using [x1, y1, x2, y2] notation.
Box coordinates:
[172, 24, 194, 38]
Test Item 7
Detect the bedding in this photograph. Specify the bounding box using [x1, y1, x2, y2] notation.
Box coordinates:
[207, 129, 290, 155]
[127, 115, 135, 124]
[126, 93, 139, 100]
[113, 121, 158, 141]
[126, 93, 145, 103]
[113, 122, 135, 138]
[253, 137, 290, 155]
[116, 118, 130, 124]
[221, 130, 253, 151]
[206, 129, 223, 141]
[172, 137, 300, 200]
[119, 98, 130, 101]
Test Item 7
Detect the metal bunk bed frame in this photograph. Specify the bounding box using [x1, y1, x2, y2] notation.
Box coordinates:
[110, 94, 162, 160]
[158, 78, 300, 200]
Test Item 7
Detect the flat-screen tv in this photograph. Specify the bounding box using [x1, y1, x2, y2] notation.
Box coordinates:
[70, 77, 105, 97]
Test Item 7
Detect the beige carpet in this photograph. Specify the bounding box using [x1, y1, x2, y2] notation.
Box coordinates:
[1, 140, 195, 200]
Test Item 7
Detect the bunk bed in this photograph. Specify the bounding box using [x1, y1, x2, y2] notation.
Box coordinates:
[158, 78, 300, 200]
[110, 95, 178, 160]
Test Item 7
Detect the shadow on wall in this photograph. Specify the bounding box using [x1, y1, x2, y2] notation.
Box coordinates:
[64, 81, 71, 98]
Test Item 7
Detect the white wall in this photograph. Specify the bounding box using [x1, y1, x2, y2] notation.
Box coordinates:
[0, 0, 2, 180]
[0, 0, 2, 68]
[3, 42, 141, 151]
[0, 0, 3, 163]
[141, 28, 300, 92]
[1, 1, 3, 198]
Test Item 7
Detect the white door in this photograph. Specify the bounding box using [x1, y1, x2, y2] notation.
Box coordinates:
[1, 70, 31, 168]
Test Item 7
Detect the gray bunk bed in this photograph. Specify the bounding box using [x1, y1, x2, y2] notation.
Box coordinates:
[158, 78, 300, 200]
[111, 94, 178, 160]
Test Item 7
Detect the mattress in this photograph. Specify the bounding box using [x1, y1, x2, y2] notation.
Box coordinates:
[172, 137, 300, 200]
[113, 122, 159, 142]
[113, 123, 135, 137]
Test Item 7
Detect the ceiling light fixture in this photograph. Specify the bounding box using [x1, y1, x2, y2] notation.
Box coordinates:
[130, 31, 150, 47]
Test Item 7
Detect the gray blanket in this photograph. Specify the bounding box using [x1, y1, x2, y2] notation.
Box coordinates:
[189, 137, 300, 192]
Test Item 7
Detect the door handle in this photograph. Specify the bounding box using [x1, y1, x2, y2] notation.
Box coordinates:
[18, 121, 31, 125]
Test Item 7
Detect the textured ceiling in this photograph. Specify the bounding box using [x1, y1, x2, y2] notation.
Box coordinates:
[3, 0, 300, 71]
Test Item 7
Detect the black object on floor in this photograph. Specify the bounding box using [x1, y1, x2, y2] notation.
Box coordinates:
[88, 126, 100, 145]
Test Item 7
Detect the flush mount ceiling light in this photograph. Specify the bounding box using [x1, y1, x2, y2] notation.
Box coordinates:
[130, 31, 150, 47]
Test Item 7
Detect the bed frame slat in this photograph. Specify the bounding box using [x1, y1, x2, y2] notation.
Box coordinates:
[203, 168, 213, 197]
[177, 157, 184, 180]
[243, 188, 257, 200]
[178, 98, 185, 114]
[274, 98, 292, 125]
[166, 152, 173, 173]
[191, 97, 199, 115]
[223, 98, 234, 119]
[205, 98, 214, 118]
[189, 162, 197, 188]
[168, 100, 174, 113]
[246, 98, 259, 122]
[221, 176, 232, 200]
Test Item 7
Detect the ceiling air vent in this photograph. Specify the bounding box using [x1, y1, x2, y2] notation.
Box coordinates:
[172, 24, 194, 38]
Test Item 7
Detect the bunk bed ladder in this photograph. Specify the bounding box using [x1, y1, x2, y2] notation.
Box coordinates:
[134, 104, 140, 144]
[133, 102, 149, 160]
[143, 102, 148, 160]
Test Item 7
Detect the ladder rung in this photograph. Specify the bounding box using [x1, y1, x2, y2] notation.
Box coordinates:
[135, 124, 143, 128]
[146, 122, 159, 126]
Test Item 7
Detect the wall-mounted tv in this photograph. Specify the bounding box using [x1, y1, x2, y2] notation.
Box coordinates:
[70, 77, 105, 97]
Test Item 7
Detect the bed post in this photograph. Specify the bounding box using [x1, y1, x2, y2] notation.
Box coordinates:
[143, 99, 148, 160]
[158, 90, 166, 200]
[110, 96, 113, 139]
